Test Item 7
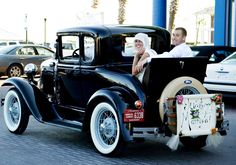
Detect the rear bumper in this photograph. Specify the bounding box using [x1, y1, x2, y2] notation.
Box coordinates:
[131, 121, 229, 138]
[130, 94, 229, 139]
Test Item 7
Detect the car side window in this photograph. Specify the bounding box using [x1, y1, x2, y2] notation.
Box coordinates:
[123, 37, 134, 57]
[84, 36, 95, 62]
[36, 47, 54, 56]
[0, 42, 7, 46]
[26, 47, 35, 55]
[59, 35, 94, 64]
[223, 53, 236, 64]
[62, 36, 78, 57]
[9, 42, 17, 45]
[17, 47, 35, 55]
[210, 50, 231, 62]
[17, 49, 24, 55]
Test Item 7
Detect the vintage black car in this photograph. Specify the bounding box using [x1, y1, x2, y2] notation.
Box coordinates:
[0, 25, 229, 156]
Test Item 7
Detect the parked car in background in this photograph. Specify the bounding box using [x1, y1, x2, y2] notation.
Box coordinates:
[0, 45, 54, 77]
[191, 45, 236, 63]
[204, 52, 236, 93]
[0, 40, 35, 48]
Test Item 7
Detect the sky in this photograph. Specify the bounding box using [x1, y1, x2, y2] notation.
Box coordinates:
[0, 0, 214, 44]
[0, 0, 152, 43]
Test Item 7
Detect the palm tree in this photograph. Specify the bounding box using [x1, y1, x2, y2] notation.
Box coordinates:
[168, 0, 179, 33]
[91, 0, 99, 9]
[91, 0, 127, 24]
[118, 0, 127, 24]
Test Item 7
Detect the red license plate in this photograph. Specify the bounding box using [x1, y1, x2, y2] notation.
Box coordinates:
[123, 109, 144, 122]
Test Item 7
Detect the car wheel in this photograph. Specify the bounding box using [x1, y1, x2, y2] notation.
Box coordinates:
[180, 135, 208, 149]
[90, 102, 126, 156]
[7, 64, 23, 77]
[3, 89, 29, 134]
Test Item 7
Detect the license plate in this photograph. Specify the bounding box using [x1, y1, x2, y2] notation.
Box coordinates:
[123, 109, 144, 122]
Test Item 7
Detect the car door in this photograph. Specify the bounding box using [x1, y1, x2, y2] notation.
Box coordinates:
[15, 46, 36, 66]
[79, 35, 107, 107]
[214, 57, 236, 83]
[56, 35, 84, 108]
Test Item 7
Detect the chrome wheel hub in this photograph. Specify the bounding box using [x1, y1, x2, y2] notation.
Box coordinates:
[9, 97, 20, 124]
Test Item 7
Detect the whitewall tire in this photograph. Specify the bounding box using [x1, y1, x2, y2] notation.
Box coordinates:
[90, 102, 125, 156]
[3, 89, 29, 134]
[159, 76, 207, 122]
[158, 76, 208, 149]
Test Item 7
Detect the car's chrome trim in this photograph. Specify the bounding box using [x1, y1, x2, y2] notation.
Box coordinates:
[204, 81, 236, 86]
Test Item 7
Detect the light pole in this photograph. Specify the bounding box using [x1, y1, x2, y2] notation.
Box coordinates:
[25, 14, 28, 44]
[44, 18, 47, 46]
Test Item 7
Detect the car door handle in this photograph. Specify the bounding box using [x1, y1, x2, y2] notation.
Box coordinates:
[216, 71, 229, 73]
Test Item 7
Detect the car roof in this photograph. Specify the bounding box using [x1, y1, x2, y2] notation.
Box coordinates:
[56, 25, 168, 38]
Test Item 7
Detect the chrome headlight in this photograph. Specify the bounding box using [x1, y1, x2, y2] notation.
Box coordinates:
[24, 63, 38, 76]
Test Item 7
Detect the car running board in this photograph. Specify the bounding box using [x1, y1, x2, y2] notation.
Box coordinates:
[44, 119, 83, 131]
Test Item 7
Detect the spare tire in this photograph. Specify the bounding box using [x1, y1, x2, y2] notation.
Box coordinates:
[159, 76, 208, 149]
[159, 76, 207, 123]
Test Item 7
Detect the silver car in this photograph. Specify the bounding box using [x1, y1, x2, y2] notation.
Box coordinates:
[0, 45, 54, 77]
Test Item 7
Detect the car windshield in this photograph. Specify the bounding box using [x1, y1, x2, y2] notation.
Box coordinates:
[222, 52, 236, 64]
[0, 46, 16, 54]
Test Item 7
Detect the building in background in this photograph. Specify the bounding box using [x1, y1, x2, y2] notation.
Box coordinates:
[194, 7, 214, 45]
[155, 0, 235, 46]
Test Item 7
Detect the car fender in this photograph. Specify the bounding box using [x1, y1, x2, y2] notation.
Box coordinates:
[1, 77, 44, 121]
[86, 86, 137, 141]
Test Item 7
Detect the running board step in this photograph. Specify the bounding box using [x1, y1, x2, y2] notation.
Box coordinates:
[44, 119, 83, 131]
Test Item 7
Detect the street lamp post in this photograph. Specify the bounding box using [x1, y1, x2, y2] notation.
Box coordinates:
[44, 18, 47, 46]
[25, 14, 28, 44]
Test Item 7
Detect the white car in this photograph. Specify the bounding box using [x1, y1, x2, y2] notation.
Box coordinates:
[204, 52, 236, 93]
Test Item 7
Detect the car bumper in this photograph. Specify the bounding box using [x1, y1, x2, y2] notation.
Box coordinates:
[203, 82, 236, 92]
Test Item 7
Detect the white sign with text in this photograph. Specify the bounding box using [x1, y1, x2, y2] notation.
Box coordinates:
[176, 94, 217, 136]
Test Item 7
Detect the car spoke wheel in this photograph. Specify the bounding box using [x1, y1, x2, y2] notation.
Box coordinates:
[90, 102, 125, 156]
[3, 89, 29, 134]
[7, 64, 23, 77]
